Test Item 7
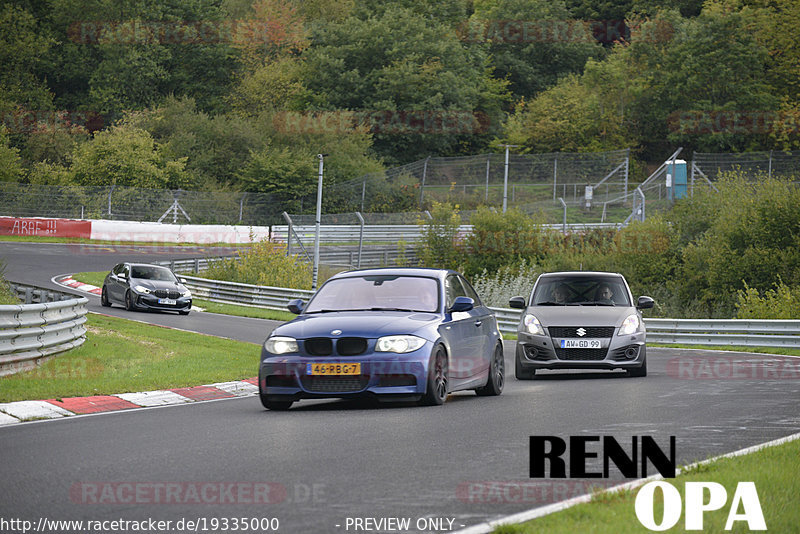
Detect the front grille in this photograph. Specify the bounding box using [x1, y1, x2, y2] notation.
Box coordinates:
[305, 338, 333, 356]
[549, 326, 615, 338]
[377, 374, 417, 387]
[303, 337, 367, 356]
[300, 375, 369, 392]
[266, 375, 296, 388]
[153, 289, 181, 299]
[555, 347, 609, 361]
[336, 337, 367, 356]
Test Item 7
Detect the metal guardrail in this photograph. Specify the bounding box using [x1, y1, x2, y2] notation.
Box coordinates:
[181, 275, 314, 310]
[272, 223, 623, 246]
[644, 318, 800, 349]
[156, 256, 236, 274]
[0, 283, 89, 376]
[493, 309, 800, 348]
[178, 277, 800, 349]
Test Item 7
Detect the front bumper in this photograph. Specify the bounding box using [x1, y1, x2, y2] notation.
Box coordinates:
[259, 346, 432, 400]
[515, 330, 646, 371]
[132, 293, 192, 312]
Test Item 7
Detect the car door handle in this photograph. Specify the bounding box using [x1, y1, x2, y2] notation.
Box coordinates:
[474, 320, 482, 327]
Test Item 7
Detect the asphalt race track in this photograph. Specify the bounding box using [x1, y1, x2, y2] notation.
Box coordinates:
[1, 241, 799, 533]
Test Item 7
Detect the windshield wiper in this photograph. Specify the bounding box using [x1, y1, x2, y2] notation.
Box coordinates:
[305, 309, 340, 314]
[369, 307, 414, 312]
[575, 301, 615, 306]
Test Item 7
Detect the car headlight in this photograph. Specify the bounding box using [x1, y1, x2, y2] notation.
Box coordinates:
[181, 289, 192, 298]
[133, 285, 151, 294]
[264, 336, 298, 354]
[619, 314, 642, 335]
[523, 314, 545, 336]
[376, 335, 426, 353]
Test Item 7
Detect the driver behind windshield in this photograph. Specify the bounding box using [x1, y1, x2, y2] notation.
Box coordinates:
[596, 283, 614, 304]
[552, 284, 569, 304]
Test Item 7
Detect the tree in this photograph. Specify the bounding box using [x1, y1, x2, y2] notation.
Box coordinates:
[123, 96, 268, 189]
[0, 4, 54, 114]
[303, 6, 509, 163]
[0, 128, 25, 182]
[69, 125, 190, 189]
[470, 0, 605, 101]
[504, 52, 642, 152]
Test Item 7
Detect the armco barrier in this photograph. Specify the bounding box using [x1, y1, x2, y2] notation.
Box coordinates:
[271, 222, 623, 245]
[181, 275, 314, 310]
[0, 284, 89, 376]
[178, 276, 800, 349]
[644, 318, 800, 349]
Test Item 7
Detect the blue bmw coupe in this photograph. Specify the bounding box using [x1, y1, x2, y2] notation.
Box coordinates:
[258, 268, 505, 410]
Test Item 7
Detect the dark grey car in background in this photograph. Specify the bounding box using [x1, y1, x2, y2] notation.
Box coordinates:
[101, 262, 192, 315]
[509, 271, 654, 379]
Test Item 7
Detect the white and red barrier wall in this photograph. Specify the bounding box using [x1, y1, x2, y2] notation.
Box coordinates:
[0, 217, 271, 244]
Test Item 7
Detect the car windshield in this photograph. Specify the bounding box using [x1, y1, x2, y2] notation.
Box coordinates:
[131, 266, 177, 282]
[532, 276, 630, 306]
[305, 275, 439, 313]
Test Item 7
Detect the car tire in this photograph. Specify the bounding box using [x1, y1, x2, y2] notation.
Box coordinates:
[627, 356, 647, 377]
[420, 345, 448, 406]
[125, 290, 136, 311]
[515, 356, 536, 380]
[476, 343, 504, 396]
[100, 286, 111, 307]
[260, 395, 293, 411]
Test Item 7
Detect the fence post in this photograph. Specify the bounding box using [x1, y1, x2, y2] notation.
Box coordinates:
[623, 150, 629, 198]
[361, 180, 366, 212]
[419, 156, 430, 209]
[553, 154, 558, 202]
[238, 193, 246, 223]
[107, 185, 115, 217]
[485, 155, 490, 202]
[355, 211, 365, 269]
[559, 197, 567, 232]
[282, 211, 293, 257]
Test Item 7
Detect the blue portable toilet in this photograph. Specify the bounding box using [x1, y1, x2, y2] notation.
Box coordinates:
[666, 159, 687, 199]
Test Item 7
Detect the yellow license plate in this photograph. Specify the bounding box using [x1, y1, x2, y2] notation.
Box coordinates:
[306, 363, 361, 375]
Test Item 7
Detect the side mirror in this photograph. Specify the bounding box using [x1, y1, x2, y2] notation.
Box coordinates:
[637, 296, 655, 310]
[449, 296, 474, 313]
[180, 277, 186, 284]
[508, 296, 526, 309]
[287, 299, 305, 315]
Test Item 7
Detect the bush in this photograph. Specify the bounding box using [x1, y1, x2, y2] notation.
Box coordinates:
[415, 202, 463, 270]
[469, 259, 540, 308]
[201, 240, 313, 289]
[670, 171, 800, 316]
[736, 280, 800, 319]
[463, 207, 543, 277]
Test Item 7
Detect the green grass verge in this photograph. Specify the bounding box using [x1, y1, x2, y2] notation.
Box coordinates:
[493, 437, 800, 533]
[70, 271, 295, 322]
[0, 313, 260, 402]
[193, 299, 295, 321]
